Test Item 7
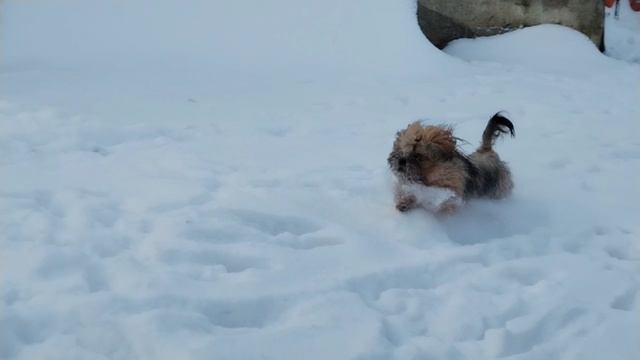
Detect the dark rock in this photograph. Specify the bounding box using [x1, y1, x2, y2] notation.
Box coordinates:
[417, 0, 604, 50]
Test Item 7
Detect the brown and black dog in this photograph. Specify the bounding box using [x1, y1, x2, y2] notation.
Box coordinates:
[388, 113, 515, 214]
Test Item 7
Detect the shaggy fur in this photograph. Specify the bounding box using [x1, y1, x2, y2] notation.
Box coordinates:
[388, 113, 515, 214]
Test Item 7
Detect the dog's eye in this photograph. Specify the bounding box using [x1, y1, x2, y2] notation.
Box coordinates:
[398, 158, 407, 167]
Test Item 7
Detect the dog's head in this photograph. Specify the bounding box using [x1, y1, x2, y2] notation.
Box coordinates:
[387, 122, 456, 182]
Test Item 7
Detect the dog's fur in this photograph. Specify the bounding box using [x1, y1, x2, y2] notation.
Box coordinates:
[388, 113, 515, 214]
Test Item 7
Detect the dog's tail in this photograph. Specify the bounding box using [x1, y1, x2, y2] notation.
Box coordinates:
[480, 112, 515, 152]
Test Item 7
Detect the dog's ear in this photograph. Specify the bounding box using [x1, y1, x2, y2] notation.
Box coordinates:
[422, 125, 456, 159]
[394, 122, 424, 152]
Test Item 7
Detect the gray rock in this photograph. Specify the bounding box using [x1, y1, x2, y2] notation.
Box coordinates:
[417, 0, 604, 50]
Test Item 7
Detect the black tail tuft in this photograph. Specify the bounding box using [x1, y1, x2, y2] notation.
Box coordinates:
[480, 112, 515, 151]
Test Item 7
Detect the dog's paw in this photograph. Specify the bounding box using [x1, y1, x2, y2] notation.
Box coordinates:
[435, 197, 463, 216]
[395, 195, 417, 212]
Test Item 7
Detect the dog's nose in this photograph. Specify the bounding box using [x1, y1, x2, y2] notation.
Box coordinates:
[398, 158, 407, 170]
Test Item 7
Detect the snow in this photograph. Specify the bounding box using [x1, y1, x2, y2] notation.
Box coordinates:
[398, 184, 460, 213]
[1, 1, 639, 359]
[605, 1, 640, 63]
[444, 24, 616, 75]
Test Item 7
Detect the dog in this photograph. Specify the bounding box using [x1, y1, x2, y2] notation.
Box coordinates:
[388, 113, 515, 214]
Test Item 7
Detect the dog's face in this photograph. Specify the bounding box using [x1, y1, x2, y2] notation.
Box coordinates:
[388, 122, 456, 182]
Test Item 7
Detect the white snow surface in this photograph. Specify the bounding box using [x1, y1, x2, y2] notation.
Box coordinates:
[1, 1, 640, 359]
[605, 2, 640, 63]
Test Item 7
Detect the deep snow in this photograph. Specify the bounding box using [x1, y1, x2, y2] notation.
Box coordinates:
[1, 1, 639, 359]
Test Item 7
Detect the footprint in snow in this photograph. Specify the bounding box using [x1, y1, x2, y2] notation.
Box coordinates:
[273, 232, 344, 250]
[223, 208, 320, 236]
[610, 288, 637, 311]
[161, 248, 267, 273]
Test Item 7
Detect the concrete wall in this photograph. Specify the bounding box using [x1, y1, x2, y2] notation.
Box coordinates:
[417, 0, 604, 49]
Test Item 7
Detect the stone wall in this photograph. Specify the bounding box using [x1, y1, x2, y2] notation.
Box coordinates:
[417, 0, 604, 49]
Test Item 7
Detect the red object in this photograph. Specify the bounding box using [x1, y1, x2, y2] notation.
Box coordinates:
[630, 0, 640, 12]
[605, 0, 616, 8]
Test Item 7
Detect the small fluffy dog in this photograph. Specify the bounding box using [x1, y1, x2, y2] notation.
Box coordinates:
[388, 113, 515, 214]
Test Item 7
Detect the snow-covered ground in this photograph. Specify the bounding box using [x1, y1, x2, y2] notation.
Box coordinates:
[1, 1, 639, 359]
[605, 1, 640, 63]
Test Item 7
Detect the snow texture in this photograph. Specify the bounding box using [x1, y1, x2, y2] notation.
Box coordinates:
[605, 1, 640, 63]
[398, 184, 460, 213]
[1, 1, 639, 359]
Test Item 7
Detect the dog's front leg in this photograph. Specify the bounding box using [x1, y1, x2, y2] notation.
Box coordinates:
[394, 182, 417, 212]
[436, 195, 463, 215]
